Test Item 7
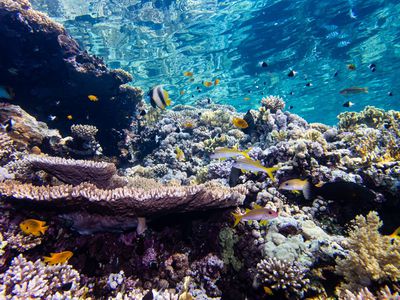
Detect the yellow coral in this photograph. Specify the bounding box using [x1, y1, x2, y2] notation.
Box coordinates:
[335, 211, 400, 292]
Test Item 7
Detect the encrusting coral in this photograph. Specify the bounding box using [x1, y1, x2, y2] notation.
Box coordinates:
[335, 211, 400, 292]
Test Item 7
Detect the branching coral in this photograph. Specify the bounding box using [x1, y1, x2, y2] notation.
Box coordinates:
[0, 133, 14, 164]
[335, 211, 400, 291]
[71, 124, 98, 142]
[0, 180, 247, 217]
[256, 257, 310, 298]
[26, 155, 117, 188]
[0, 254, 85, 299]
[261, 95, 285, 112]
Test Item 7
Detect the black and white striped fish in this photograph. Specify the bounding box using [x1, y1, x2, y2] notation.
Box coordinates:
[148, 85, 171, 109]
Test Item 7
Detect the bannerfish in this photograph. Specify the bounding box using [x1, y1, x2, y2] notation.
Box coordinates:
[232, 117, 249, 129]
[148, 85, 171, 109]
[282, 179, 376, 202]
[232, 204, 278, 227]
[210, 147, 251, 160]
[19, 219, 48, 236]
[43, 251, 73, 265]
[287, 70, 297, 77]
[232, 158, 279, 180]
[340, 87, 368, 95]
[343, 101, 355, 108]
[0, 86, 14, 100]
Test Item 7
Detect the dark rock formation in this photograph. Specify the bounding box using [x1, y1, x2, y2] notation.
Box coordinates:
[0, 0, 142, 155]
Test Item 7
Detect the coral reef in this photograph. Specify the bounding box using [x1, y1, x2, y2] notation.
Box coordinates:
[0, 0, 141, 155]
[335, 211, 400, 292]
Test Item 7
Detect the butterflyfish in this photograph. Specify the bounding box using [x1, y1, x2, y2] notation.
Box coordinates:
[148, 85, 171, 109]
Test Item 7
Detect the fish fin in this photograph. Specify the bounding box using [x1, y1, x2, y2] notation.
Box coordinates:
[389, 226, 400, 239]
[232, 212, 242, 227]
[245, 208, 251, 213]
[259, 220, 268, 226]
[40, 225, 49, 235]
[253, 204, 263, 209]
[265, 167, 279, 181]
[303, 179, 317, 200]
[247, 220, 253, 225]
[165, 98, 171, 106]
[43, 256, 53, 263]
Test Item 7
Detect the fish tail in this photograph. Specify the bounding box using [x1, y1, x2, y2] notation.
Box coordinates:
[43, 256, 52, 263]
[232, 212, 242, 227]
[389, 226, 400, 239]
[265, 167, 280, 181]
[302, 179, 318, 200]
[40, 225, 49, 235]
[365, 87, 369, 93]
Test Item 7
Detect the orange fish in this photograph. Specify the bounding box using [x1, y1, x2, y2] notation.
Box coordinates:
[263, 286, 273, 296]
[243, 97, 250, 101]
[232, 117, 248, 129]
[347, 64, 356, 70]
[19, 219, 48, 236]
[67, 115, 73, 120]
[203, 81, 213, 87]
[43, 251, 73, 265]
[184, 71, 193, 77]
[214, 78, 220, 85]
[88, 95, 98, 102]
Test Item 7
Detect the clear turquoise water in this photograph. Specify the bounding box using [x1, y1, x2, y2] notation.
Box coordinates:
[32, 0, 400, 124]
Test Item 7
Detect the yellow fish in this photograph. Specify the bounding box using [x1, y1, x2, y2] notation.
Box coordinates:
[263, 286, 274, 296]
[232, 204, 278, 227]
[232, 117, 249, 129]
[43, 251, 73, 265]
[203, 81, 213, 87]
[232, 158, 279, 180]
[19, 219, 48, 236]
[184, 71, 193, 77]
[214, 78, 220, 85]
[176, 146, 185, 162]
[243, 97, 250, 101]
[88, 94, 98, 102]
[388, 226, 400, 240]
[67, 115, 73, 120]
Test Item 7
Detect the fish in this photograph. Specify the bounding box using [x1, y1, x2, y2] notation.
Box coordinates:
[340, 87, 368, 95]
[243, 97, 250, 101]
[148, 85, 171, 110]
[289, 105, 294, 109]
[388, 226, 400, 240]
[347, 64, 356, 70]
[287, 70, 297, 77]
[368, 63, 376, 72]
[67, 115, 73, 120]
[232, 117, 249, 129]
[263, 286, 274, 296]
[0, 86, 14, 100]
[183, 71, 193, 77]
[48, 115, 57, 121]
[232, 204, 278, 227]
[180, 90, 185, 95]
[288, 179, 377, 202]
[305, 82, 313, 87]
[210, 147, 251, 160]
[388, 92, 393, 96]
[260, 61, 268, 68]
[19, 219, 48, 236]
[175, 146, 185, 161]
[88, 94, 98, 102]
[334, 70, 339, 77]
[232, 158, 279, 180]
[0, 119, 15, 132]
[343, 101, 355, 108]
[203, 81, 213, 87]
[214, 78, 220, 85]
[43, 251, 73, 265]
[279, 179, 308, 191]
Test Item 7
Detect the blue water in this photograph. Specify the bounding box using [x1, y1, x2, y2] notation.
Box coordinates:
[31, 0, 400, 124]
